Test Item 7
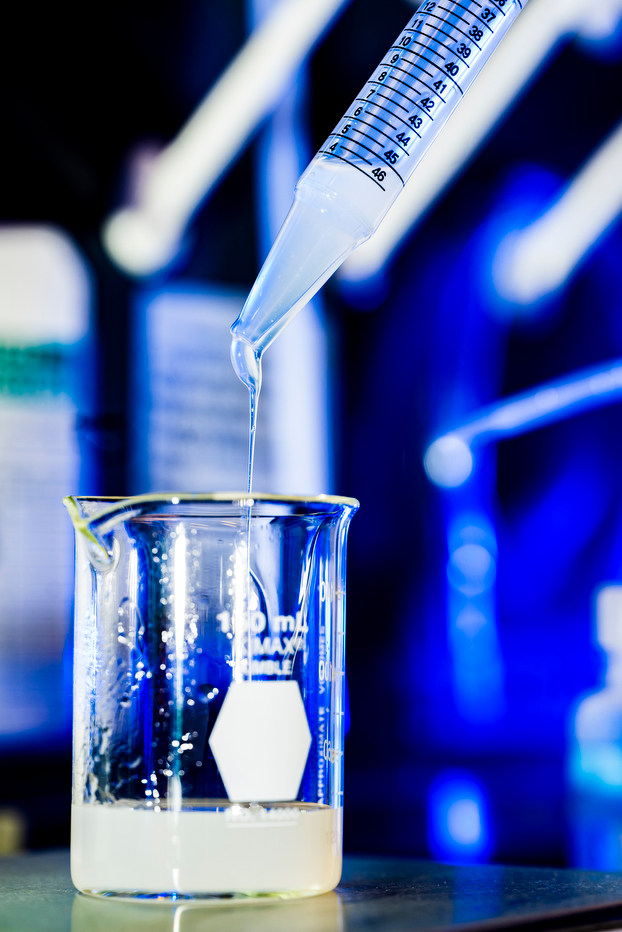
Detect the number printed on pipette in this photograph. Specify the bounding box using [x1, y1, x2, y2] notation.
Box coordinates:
[318, 0, 524, 193]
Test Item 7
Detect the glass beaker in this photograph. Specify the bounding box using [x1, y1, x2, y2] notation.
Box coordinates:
[64, 492, 358, 900]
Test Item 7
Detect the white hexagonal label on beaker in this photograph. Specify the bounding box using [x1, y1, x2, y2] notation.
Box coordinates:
[209, 680, 311, 802]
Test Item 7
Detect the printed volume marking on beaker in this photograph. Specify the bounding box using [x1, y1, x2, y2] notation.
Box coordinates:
[251, 659, 293, 675]
[225, 806, 302, 828]
[319, 580, 338, 601]
[319, 659, 341, 683]
[218, 607, 308, 671]
[322, 740, 343, 764]
[217, 609, 308, 634]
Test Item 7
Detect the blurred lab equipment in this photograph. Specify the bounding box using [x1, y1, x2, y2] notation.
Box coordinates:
[494, 119, 622, 305]
[569, 586, 622, 870]
[131, 287, 265, 493]
[425, 359, 622, 490]
[65, 492, 357, 897]
[103, 0, 351, 277]
[424, 356, 622, 727]
[130, 0, 331, 499]
[0, 227, 91, 744]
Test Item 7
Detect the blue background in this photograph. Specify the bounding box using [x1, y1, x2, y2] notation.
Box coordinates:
[1, 0, 622, 866]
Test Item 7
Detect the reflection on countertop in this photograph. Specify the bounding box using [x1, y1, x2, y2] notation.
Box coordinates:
[3, 850, 622, 932]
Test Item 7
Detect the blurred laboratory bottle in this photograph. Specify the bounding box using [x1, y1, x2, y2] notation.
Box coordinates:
[568, 585, 622, 869]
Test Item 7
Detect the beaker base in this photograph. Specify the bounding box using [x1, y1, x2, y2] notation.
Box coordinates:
[77, 887, 330, 903]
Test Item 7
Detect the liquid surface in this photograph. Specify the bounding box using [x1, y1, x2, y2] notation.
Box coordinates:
[71, 803, 341, 897]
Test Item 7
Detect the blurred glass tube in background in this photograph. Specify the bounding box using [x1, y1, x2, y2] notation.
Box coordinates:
[423, 355, 622, 729]
[0, 227, 91, 743]
[425, 358, 622, 490]
[493, 119, 622, 305]
[102, 0, 351, 278]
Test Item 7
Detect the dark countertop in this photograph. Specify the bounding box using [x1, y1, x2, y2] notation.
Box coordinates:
[3, 851, 622, 932]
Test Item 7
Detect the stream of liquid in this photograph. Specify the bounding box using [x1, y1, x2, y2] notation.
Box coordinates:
[230, 335, 263, 494]
[230, 336, 264, 681]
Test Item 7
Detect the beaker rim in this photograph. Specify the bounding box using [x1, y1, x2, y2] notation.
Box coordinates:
[64, 492, 359, 573]
[68, 491, 360, 508]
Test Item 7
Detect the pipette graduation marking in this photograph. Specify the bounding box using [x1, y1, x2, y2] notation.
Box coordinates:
[319, 0, 524, 197]
[231, 0, 528, 487]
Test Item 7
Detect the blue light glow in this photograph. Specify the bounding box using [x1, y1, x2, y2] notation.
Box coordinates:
[446, 514, 505, 724]
[568, 586, 622, 869]
[425, 358, 622, 489]
[570, 585, 622, 796]
[576, 7, 622, 62]
[428, 771, 491, 862]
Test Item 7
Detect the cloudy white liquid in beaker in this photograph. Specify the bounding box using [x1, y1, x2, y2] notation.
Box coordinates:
[71, 803, 341, 897]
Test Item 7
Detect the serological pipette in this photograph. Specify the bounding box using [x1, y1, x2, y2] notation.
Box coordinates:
[231, 0, 529, 399]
